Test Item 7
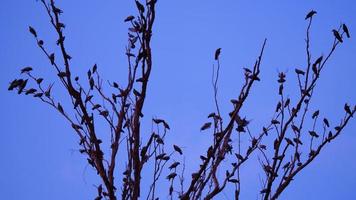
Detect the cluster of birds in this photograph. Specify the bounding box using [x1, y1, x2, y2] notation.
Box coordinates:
[306, 10, 350, 42]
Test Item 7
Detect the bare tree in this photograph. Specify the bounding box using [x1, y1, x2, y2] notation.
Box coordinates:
[8, 1, 354, 200]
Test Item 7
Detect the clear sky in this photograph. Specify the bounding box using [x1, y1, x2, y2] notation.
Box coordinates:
[1, 0, 356, 199]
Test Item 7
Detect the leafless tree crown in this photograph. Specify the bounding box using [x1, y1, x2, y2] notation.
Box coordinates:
[8, 2, 354, 200]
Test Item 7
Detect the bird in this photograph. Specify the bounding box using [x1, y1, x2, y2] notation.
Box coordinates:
[312, 110, 319, 119]
[214, 48, 221, 60]
[29, 26, 37, 37]
[200, 122, 212, 131]
[173, 145, 183, 155]
[21, 66, 33, 74]
[57, 102, 64, 114]
[344, 103, 352, 115]
[8, 79, 20, 91]
[25, 88, 37, 95]
[291, 124, 300, 133]
[305, 10, 317, 20]
[49, 53, 55, 65]
[309, 131, 319, 138]
[18, 79, 28, 94]
[167, 172, 177, 180]
[295, 68, 305, 75]
[124, 15, 135, 22]
[135, 1, 145, 13]
[285, 138, 294, 146]
[235, 153, 244, 160]
[323, 118, 330, 127]
[36, 78, 43, 84]
[92, 64, 97, 73]
[333, 29, 343, 43]
[314, 56, 323, 66]
[44, 84, 53, 97]
[343, 24, 350, 38]
[168, 162, 180, 170]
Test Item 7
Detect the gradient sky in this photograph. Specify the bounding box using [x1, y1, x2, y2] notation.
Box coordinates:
[1, 1, 356, 199]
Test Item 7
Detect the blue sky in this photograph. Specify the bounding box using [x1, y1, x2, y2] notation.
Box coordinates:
[1, 0, 356, 199]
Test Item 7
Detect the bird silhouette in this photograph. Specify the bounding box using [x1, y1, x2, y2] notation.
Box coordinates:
[169, 162, 180, 170]
[200, 122, 212, 131]
[124, 15, 135, 22]
[49, 53, 55, 65]
[344, 103, 352, 115]
[135, 1, 145, 13]
[57, 102, 64, 114]
[173, 145, 183, 155]
[309, 131, 319, 138]
[305, 10, 317, 20]
[29, 26, 37, 37]
[214, 48, 221, 60]
[21, 67, 33, 74]
[295, 68, 305, 75]
[323, 118, 330, 127]
[343, 24, 350, 38]
[312, 110, 319, 119]
[333, 29, 343, 43]
[25, 88, 37, 95]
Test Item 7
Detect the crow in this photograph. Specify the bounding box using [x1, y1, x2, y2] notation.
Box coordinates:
[333, 29, 343, 43]
[305, 10, 317, 20]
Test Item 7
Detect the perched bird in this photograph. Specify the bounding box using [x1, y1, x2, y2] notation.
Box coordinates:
[333, 29, 343, 43]
[168, 162, 180, 170]
[21, 66, 33, 74]
[214, 48, 221, 60]
[124, 15, 135, 22]
[312, 110, 319, 119]
[291, 124, 300, 133]
[295, 68, 305, 75]
[235, 153, 244, 160]
[44, 84, 53, 97]
[57, 102, 64, 114]
[34, 93, 43, 98]
[36, 78, 43, 84]
[25, 88, 37, 95]
[29, 26, 37, 37]
[92, 104, 101, 110]
[8, 79, 20, 91]
[309, 131, 319, 138]
[293, 137, 303, 145]
[200, 122, 212, 131]
[173, 145, 183, 155]
[285, 137, 294, 146]
[166, 172, 177, 180]
[344, 103, 352, 115]
[49, 53, 55, 65]
[312, 63, 318, 75]
[58, 71, 67, 78]
[343, 24, 350, 38]
[314, 56, 323, 66]
[18, 79, 28, 94]
[275, 102, 281, 112]
[135, 1, 145, 13]
[305, 10, 317, 20]
[92, 64, 97, 73]
[323, 118, 330, 127]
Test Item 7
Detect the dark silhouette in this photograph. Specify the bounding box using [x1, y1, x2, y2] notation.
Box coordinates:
[8, 1, 355, 200]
